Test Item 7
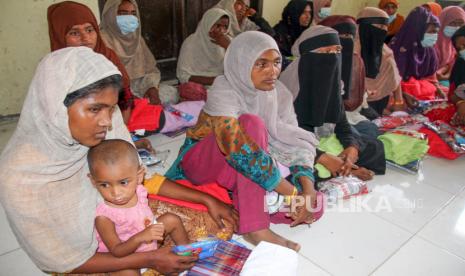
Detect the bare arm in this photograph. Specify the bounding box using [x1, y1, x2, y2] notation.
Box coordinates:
[71, 246, 197, 274]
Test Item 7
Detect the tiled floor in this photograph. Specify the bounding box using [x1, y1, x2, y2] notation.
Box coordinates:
[1, 117, 465, 275]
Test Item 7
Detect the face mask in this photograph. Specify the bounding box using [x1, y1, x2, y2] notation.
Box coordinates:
[421, 33, 438, 48]
[444, 26, 459, 38]
[318, 7, 331, 19]
[387, 13, 397, 24]
[460, 49, 465, 60]
[116, 15, 139, 35]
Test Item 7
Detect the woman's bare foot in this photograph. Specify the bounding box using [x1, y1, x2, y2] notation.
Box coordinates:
[351, 167, 374, 181]
[243, 229, 301, 252]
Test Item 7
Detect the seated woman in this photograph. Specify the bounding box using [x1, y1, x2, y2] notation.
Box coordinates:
[319, 15, 379, 139]
[215, 0, 274, 36]
[423, 2, 442, 17]
[355, 7, 404, 116]
[390, 7, 442, 101]
[176, 8, 231, 101]
[434, 6, 465, 83]
[280, 26, 386, 181]
[167, 31, 324, 251]
[449, 26, 465, 126]
[100, 0, 177, 105]
[311, 0, 332, 25]
[49, 1, 202, 139]
[0, 47, 237, 274]
[273, 0, 313, 68]
[378, 0, 405, 43]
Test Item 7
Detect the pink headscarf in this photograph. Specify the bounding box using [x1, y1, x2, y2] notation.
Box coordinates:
[312, 0, 332, 25]
[435, 6, 465, 69]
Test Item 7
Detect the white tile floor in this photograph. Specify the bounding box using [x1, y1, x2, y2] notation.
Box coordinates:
[1, 117, 465, 275]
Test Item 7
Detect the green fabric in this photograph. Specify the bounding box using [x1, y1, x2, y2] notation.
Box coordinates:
[378, 133, 429, 165]
[316, 134, 344, 178]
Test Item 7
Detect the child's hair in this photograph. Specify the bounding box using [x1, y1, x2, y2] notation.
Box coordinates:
[87, 139, 139, 175]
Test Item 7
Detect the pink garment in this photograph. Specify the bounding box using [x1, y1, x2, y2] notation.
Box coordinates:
[181, 114, 270, 234]
[179, 81, 208, 101]
[95, 185, 156, 253]
[435, 7, 465, 70]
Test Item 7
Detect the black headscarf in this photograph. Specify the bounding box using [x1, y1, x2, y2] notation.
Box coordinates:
[294, 28, 344, 129]
[450, 26, 465, 91]
[273, 0, 313, 57]
[320, 16, 357, 100]
[357, 17, 388, 78]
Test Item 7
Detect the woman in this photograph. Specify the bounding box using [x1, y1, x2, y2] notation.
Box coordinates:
[0, 47, 236, 274]
[378, 0, 405, 43]
[390, 6, 441, 101]
[449, 26, 465, 125]
[355, 7, 404, 116]
[312, 0, 332, 25]
[176, 8, 231, 101]
[319, 16, 379, 139]
[435, 6, 465, 82]
[280, 26, 385, 180]
[100, 0, 177, 105]
[273, 0, 313, 66]
[167, 31, 324, 251]
[215, 0, 273, 36]
[423, 2, 443, 17]
[48, 0, 134, 123]
[49, 1, 202, 139]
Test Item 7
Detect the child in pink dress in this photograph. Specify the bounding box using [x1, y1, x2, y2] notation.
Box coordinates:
[88, 139, 189, 275]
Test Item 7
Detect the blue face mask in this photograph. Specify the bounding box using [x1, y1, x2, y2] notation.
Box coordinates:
[421, 33, 438, 48]
[460, 49, 465, 60]
[444, 26, 459, 38]
[387, 13, 397, 24]
[116, 15, 139, 35]
[318, 7, 331, 19]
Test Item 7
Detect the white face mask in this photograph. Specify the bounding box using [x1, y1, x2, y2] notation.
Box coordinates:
[444, 26, 460, 38]
[388, 13, 397, 24]
[421, 33, 438, 48]
[460, 49, 465, 60]
[318, 7, 331, 19]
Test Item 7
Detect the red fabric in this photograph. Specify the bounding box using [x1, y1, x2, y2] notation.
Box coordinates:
[419, 127, 460, 160]
[401, 77, 437, 100]
[148, 180, 232, 212]
[424, 103, 457, 123]
[127, 98, 163, 132]
[179, 82, 208, 101]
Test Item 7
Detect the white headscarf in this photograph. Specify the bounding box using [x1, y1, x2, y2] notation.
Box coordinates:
[0, 47, 132, 272]
[176, 8, 231, 83]
[215, 0, 259, 36]
[204, 31, 318, 167]
[100, 0, 161, 97]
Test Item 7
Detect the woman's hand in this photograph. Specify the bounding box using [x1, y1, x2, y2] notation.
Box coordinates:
[149, 246, 198, 274]
[317, 153, 345, 177]
[134, 138, 155, 153]
[288, 177, 316, 227]
[204, 197, 239, 232]
[144, 87, 161, 105]
[209, 29, 230, 49]
[453, 101, 465, 126]
[338, 146, 359, 177]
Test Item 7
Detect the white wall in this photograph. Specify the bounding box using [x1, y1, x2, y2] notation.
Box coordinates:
[0, 0, 99, 116]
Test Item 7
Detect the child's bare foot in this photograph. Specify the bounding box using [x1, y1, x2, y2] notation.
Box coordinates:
[351, 167, 374, 181]
[243, 229, 301, 252]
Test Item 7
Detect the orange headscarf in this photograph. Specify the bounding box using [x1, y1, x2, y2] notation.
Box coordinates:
[47, 1, 131, 94]
[423, 2, 442, 17]
[378, 0, 404, 37]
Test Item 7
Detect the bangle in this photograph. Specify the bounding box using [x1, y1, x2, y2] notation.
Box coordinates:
[456, 99, 465, 107]
[284, 186, 298, 205]
[394, 100, 404, 105]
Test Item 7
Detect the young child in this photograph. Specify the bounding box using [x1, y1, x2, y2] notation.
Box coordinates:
[87, 139, 190, 275]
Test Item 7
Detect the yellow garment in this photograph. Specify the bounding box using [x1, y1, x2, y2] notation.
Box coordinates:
[144, 174, 166, 195]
